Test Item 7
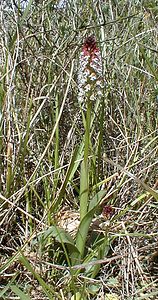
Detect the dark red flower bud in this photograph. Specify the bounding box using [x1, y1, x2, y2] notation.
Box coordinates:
[102, 205, 114, 219]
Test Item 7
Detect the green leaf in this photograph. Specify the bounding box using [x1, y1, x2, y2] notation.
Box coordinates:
[19, 253, 55, 299]
[42, 225, 80, 254]
[20, 0, 34, 25]
[89, 190, 107, 211]
[10, 285, 31, 300]
[72, 190, 106, 261]
[0, 252, 19, 275]
[88, 284, 101, 295]
[0, 273, 19, 298]
[53, 146, 79, 212]
[9, 0, 34, 49]
[80, 160, 89, 220]
[139, 45, 158, 80]
[107, 277, 120, 287]
[71, 292, 84, 300]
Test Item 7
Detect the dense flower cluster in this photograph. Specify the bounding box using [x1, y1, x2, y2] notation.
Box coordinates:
[78, 35, 103, 103]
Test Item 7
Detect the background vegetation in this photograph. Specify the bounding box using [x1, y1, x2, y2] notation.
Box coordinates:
[0, 0, 158, 299]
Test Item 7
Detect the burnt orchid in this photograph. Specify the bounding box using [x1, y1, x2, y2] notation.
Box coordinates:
[78, 35, 103, 103]
[77, 36, 104, 259]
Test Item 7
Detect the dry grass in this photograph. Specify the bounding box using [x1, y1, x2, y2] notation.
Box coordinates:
[0, 0, 158, 299]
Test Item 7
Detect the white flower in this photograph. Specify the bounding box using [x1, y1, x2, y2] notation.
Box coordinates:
[78, 36, 104, 103]
[84, 84, 91, 92]
[89, 73, 97, 81]
[97, 90, 103, 96]
[90, 95, 95, 101]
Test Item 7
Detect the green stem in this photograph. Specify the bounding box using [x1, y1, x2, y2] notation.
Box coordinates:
[84, 101, 92, 162]
[80, 102, 92, 221]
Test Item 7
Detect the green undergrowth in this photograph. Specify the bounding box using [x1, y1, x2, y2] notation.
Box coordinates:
[0, 0, 158, 299]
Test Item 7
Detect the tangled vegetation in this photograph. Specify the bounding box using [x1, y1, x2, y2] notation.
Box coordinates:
[0, 0, 158, 299]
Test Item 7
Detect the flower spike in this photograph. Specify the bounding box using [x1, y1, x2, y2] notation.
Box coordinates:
[78, 35, 103, 103]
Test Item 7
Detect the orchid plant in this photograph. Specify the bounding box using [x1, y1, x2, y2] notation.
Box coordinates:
[40, 35, 109, 277]
[76, 35, 105, 261]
